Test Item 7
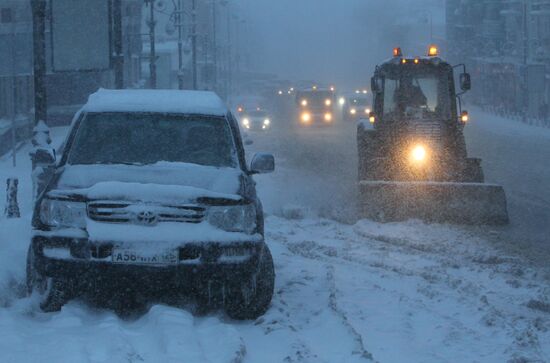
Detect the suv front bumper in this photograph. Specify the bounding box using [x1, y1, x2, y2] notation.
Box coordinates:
[31, 234, 265, 291]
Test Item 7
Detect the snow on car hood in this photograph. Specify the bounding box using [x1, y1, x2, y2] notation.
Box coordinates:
[53, 162, 243, 203]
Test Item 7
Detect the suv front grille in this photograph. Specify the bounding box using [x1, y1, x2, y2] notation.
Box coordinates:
[88, 201, 205, 224]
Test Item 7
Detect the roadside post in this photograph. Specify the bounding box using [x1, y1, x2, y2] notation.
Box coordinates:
[4, 178, 20, 219]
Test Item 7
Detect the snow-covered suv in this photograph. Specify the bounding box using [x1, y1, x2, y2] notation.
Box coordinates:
[26, 89, 275, 319]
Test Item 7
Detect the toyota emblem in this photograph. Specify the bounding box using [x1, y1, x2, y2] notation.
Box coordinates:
[135, 210, 158, 226]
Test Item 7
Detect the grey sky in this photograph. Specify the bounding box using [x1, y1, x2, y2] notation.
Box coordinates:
[237, 0, 445, 87]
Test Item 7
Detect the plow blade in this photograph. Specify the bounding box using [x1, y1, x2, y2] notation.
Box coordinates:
[359, 181, 509, 225]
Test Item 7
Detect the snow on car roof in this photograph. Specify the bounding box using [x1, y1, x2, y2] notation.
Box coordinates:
[82, 89, 228, 116]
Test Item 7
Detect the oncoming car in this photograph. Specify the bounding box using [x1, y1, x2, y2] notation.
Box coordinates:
[241, 109, 272, 131]
[27, 89, 276, 320]
[295, 88, 336, 126]
[344, 95, 371, 122]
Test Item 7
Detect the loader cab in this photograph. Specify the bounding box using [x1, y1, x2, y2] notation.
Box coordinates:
[369, 46, 470, 129]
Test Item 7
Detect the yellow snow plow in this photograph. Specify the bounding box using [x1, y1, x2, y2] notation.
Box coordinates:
[357, 46, 509, 224]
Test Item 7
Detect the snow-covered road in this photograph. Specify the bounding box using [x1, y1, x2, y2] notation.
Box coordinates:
[465, 109, 550, 261]
[0, 111, 549, 362]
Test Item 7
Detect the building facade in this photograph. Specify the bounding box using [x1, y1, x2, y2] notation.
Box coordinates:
[0, 0, 143, 124]
[447, 0, 550, 120]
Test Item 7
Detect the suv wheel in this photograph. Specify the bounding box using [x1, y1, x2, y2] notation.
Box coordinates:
[224, 245, 275, 320]
[26, 246, 73, 312]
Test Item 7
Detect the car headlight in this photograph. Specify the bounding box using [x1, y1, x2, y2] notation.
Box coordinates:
[263, 118, 270, 125]
[350, 108, 357, 115]
[324, 113, 333, 122]
[40, 198, 87, 228]
[207, 204, 256, 234]
[338, 97, 346, 106]
[325, 99, 332, 106]
[301, 113, 311, 123]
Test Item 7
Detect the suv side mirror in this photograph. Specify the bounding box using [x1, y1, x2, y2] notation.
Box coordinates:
[31, 147, 56, 169]
[460, 73, 471, 92]
[250, 153, 275, 174]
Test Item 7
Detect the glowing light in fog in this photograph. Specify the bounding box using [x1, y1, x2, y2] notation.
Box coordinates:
[412, 145, 427, 162]
[338, 97, 345, 106]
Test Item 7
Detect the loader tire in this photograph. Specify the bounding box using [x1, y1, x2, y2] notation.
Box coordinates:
[357, 127, 377, 181]
[464, 158, 485, 183]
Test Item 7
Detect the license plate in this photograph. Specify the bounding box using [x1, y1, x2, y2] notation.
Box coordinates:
[111, 249, 178, 265]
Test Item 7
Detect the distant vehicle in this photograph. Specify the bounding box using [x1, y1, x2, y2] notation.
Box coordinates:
[343, 94, 371, 122]
[295, 87, 336, 126]
[233, 96, 266, 119]
[357, 46, 509, 224]
[241, 109, 272, 131]
[27, 89, 276, 320]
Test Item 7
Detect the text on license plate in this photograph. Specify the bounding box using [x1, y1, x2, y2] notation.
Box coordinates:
[111, 249, 178, 265]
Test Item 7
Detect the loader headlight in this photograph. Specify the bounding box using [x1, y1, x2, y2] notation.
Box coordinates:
[324, 113, 333, 122]
[263, 118, 271, 126]
[338, 97, 346, 106]
[301, 112, 311, 123]
[208, 204, 256, 234]
[242, 118, 250, 129]
[350, 108, 357, 115]
[411, 144, 427, 163]
[40, 198, 87, 228]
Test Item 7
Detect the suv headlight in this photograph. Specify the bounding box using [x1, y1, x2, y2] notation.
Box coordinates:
[40, 199, 87, 228]
[207, 204, 256, 234]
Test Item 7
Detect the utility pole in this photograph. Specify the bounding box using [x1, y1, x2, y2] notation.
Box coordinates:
[113, 0, 124, 89]
[212, 0, 218, 91]
[31, 0, 47, 126]
[523, 0, 529, 122]
[147, 0, 157, 89]
[10, 17, 17, 167]
[177, 0, 184, 90]
[192, 0, 198, 90]
[226, 9, 232, 99]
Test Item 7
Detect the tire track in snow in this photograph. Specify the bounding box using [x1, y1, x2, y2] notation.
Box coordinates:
[325, 264, 376, 362]
[268, 218, 550, 362]
[270, 232, 375, 362]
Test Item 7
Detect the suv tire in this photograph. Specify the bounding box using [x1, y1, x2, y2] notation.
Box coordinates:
[26, 246, 73, 312]
[224, 245, 275, 320]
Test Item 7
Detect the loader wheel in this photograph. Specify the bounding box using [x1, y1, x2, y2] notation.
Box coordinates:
[357, 127, 377, 181]
[464, 158, 485, 183]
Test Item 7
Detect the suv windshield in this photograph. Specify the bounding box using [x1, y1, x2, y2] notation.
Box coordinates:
[382, 72, 451, 120]
[68, 113, 237, 167]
